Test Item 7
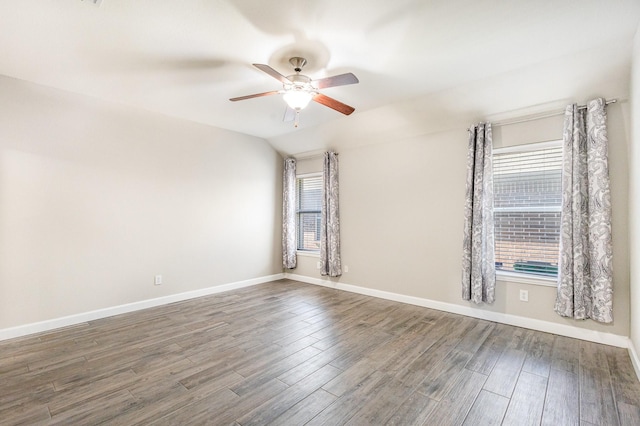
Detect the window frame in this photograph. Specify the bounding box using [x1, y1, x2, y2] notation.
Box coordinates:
[295, 172, 323, 255]
[493, 140, 562, 287]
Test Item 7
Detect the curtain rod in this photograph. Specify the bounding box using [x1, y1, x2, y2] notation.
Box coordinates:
[468, 99, 618, 131]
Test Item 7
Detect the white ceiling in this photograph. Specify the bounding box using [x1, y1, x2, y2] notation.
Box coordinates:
[1, 1, 639, 149]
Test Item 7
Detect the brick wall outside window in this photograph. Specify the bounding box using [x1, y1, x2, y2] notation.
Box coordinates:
[296, 175, 322, 251]
[493, 144, 562, 277]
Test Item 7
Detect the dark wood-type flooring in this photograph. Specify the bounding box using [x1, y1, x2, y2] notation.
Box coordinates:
[1, 279, 640, 425]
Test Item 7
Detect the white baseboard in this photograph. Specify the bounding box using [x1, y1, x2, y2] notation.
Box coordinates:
[0, 273, 285, 342]
[630, 341, 640, 381]
[285, 273, 630, 349]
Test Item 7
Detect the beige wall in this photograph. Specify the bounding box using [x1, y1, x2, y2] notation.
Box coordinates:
[0, 76, 283, 329]
[286, 45, 633, 338]
[630, 26, 640, 353]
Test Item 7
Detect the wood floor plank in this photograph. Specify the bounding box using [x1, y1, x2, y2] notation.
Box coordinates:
[374, 319, 441, 376]
[118, 373, 241, 425]
[394, 316, 478, 390]
[234, 337, 322, 377]
[170, 352, 239, 390]
[236, 364, 342, 426]
[505, 326, 531, 351]
[580, 341, 620, 426]
[269, 389, 338, 426]
[605, 346, 640, 406]
[416, 348, 473, 401]
[465, 323, 514, 375]
[120, 381, 191, 423]
[617, 401, 640, 426]
[322, 356, 381, 397]
[0, 362, 29, 380]
[421, 368, 487, 425]
[0, 403, 52, 425]
[230, 345, 323, 396]
[462, 389, 509, 426]
[373, 321, 436, 359]
[129, 347, 189, 375]
[328, 327, 393, 371]
[306, 370, 390, 425]
[344, 375, 419, 425]
[580, 364, 620, 425]
[580, 340, 611, 370]
[550, 335, 581, 374]
[541, 368, 580, 426]
[49, 389, 138, 425]
[311, 322, 371, 352]
[147, 388, 240, 425]
[376, 304, 438, 336]
[271, 327, 318, 348]
[47, 369, 138, 416]
[482, 347, 526, 397]
[0, 279, 638, 426]
[502, 371, 548, 425]
[277, 347, 341, 386]
[9, 338, 97, 369]
[51, 359, 135, 392]
[0, 382, 55, 412]
[521, 330, 555, 378]
[0, 357, 88, 395]
[202, 377, 290, 425]
[385, 391, 438, 425]
[455, 320, 496, 354]
[27, 355, 88, 377]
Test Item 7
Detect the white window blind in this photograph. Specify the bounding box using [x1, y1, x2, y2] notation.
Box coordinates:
[493, 142, 563, 277]
[296, 175, 322, 251]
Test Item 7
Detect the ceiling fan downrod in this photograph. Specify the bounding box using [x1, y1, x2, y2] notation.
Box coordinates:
[289, 57, 307, 73]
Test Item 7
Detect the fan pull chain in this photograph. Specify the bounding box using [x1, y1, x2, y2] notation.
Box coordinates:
[294, 110, 300, 128]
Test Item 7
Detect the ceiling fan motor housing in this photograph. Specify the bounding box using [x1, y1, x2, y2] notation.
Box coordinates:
[285, 74, 314, 91]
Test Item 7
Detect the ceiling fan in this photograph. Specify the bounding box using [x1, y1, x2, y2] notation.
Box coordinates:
[230, 57, 359, 126]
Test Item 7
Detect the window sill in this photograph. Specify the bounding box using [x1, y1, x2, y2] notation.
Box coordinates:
[496, 270, 557, 287]
[296, 250, 320, 258]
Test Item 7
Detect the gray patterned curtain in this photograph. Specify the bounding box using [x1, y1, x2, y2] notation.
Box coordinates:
[462, 123, 496, 304]
[555, 98, 613, 323]
[282, 158, 297, 269]
[320, 151, 341, 277]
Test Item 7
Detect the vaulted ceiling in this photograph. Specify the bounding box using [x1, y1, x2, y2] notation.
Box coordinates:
[1, 1, 639, 155]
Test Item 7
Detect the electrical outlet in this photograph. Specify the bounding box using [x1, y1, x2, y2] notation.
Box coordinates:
[154, 275, 162, 286]
[344, 265, 349, 273]
[519, 289, 529, 302]
[316, 261, 321, 269]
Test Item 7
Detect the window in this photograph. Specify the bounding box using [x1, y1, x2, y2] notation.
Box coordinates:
[296, 174, 322, 251]
[493, 141, 562, 278]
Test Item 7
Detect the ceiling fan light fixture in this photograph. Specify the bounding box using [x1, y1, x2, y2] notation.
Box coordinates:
[283, 89, 313, 110]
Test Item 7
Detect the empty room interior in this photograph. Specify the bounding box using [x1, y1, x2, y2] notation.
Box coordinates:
[2, 1, 640, 425]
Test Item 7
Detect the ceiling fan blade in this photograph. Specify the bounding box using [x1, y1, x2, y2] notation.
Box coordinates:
[314, 73, 359, 89]
[312, 93, 355, 115]
[253, 64, 292, 84]
[283, 106, 296, 122]
[229, 90, 280, 102]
